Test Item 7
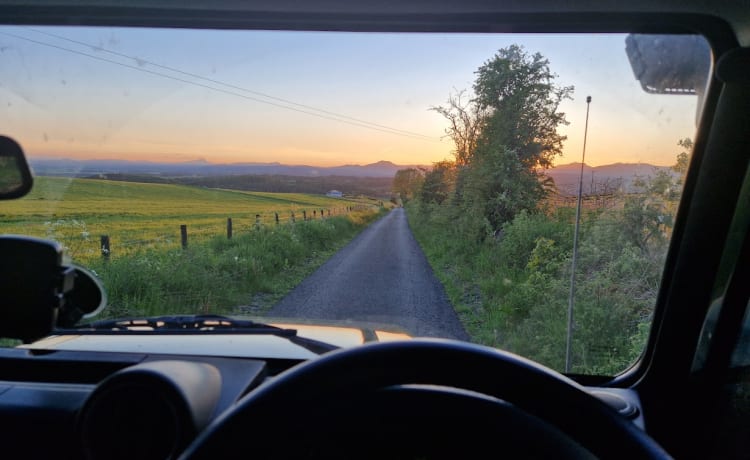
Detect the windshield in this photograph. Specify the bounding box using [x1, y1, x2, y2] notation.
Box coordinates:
[0, 27, 710, 375]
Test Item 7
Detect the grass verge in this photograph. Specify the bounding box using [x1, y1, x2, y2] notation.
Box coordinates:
[406, 201, 658, 375]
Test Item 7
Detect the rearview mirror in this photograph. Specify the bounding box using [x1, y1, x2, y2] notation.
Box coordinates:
[625, 34, 711, 122]
[0, 136, 33, 200]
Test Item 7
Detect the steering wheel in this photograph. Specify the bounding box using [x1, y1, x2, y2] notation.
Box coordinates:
[179, 339, 670, 459]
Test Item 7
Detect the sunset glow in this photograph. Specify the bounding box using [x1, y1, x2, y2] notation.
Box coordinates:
[0, 27, 705, 169]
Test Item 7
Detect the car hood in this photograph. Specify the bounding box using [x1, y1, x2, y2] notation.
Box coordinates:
[20, 317, 413, 360]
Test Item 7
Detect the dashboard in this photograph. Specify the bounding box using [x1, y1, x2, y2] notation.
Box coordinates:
[0, 347, 270, 459]
[0, 344, 644, 459]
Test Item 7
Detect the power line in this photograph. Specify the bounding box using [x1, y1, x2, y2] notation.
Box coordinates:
[26, 27, 437, 142]
[3, 30, 430, 141]
[2, 30, 440, 143]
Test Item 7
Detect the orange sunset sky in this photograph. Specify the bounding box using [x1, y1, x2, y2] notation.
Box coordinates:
[0, 27, 703, 168]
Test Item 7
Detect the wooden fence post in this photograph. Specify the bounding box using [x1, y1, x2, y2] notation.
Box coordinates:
[291, 212, 296, 223]
[320, 209, 324, 218]
[303, 210, 307, 221]
[327, 209, 331, 217]
[227, 218, 233, 239]
[255, 214, 261, 228]
[275, 213, 279, 224]
[180, 224, 188, 249]
[101, 235, 110, 259]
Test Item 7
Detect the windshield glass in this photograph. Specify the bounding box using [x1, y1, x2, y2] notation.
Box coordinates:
[0, 27, 710, 375]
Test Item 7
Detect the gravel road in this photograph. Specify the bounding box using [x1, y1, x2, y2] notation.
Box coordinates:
[268, 208, 469, 340]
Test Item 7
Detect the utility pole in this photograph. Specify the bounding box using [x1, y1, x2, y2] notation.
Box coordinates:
[566, 95, 591, 373]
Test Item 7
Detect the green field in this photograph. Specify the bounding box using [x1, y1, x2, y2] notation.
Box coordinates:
[0, 176, 388, 323]
[0, 177, 373, 263]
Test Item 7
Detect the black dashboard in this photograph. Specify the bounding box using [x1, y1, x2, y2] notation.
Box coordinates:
[0, 348, 270, 459]
[0, 345, 645, 460]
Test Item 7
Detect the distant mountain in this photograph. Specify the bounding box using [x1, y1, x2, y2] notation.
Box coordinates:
[27, 157, 423, 179]
[27, 156, 674, 196]
[546, 162, 676, 195]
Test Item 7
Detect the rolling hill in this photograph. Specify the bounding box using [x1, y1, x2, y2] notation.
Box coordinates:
[28, 157, 421, 179]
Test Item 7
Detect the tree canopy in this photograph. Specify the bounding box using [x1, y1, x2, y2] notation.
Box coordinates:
[473, 45, 572, 170]
[428, 44, 573, 231]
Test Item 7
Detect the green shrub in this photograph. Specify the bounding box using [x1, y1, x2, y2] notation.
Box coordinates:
[407, 202, 665, 376]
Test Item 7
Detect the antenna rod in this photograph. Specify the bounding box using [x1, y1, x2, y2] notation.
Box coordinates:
[565, 95, 591, 373]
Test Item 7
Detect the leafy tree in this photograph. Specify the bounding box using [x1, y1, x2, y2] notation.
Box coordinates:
[621, 194, 666, 255]
[621, 138, 692, 253]
[464, 45, 573, 229]
[472, 45, 573, 170]
[428, 45, 572, 230]
[392, 168, 424, 203]
[463, 147, 552, 227]
[420, 161, 456, 205]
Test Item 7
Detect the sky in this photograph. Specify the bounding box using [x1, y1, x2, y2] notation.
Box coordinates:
[0, 27, 706, 167]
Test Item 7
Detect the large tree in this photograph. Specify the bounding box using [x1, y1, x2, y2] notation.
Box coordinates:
[465, 45, 573, 228]
[472, 45, 572, 170]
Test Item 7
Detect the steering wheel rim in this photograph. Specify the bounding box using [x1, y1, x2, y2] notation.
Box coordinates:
[180, 339, 670, 459]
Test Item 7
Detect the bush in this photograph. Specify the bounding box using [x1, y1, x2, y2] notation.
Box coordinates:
[407, 201, 666, 375]
[495, 210, 573, 271]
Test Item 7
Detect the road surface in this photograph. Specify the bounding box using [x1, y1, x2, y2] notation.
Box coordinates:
[268, 208, 469, 340]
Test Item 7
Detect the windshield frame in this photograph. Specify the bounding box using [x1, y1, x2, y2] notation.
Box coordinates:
[0, 6, 740, 388]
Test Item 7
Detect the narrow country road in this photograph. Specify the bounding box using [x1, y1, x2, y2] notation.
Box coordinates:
[268, 208, 469, 340]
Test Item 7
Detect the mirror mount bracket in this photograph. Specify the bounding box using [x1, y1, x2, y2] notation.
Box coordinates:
[0, 236, 106, 342]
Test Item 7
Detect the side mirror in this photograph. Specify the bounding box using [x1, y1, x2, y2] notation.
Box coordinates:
[0, 136, 33, 200]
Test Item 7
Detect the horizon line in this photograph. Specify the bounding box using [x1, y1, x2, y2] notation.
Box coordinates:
[26, 154, 675, 169]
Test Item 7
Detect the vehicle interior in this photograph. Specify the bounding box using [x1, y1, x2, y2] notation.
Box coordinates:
[0, 1, 749, 459]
